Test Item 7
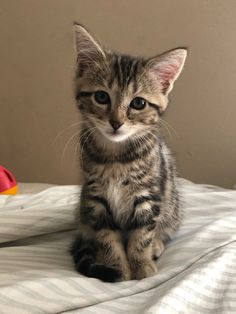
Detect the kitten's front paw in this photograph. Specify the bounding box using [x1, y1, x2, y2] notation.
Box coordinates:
[120, 264, 132, 281]
[133, 260, 158, 280]
[152, 239, 165, 260]
[121, 270, 132, 281]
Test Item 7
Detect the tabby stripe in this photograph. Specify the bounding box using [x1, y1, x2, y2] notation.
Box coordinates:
[108, 71, 115, 88]
[84, 140, 152, 164]
[89, 196, 111, 214]
[159, 144, 167, 194]
[151, 204, 160, 216]
[99, 242, 115, 256]
[135, 169, 148, 181]
[121, 56, 133, 87]
[93, 214, 120, 231]
[141, 238, 153, 249]
[118, 55, 127, 89]
[80, 206, 95, 215]
[122, 179, 129, 186]
[136, 238, 153, 253]
[147, 223, 156, 232]
[127, 211, 155, 229]
[130, 60, 139, 90]
[114, 56, 122, 87]
[81, 196, 119, 230]
[149, 102, 161, 115]
[84, 131, 157, 164]
[75, 91, 92, 101]
[134, 194, 161, 208]
[85, 179, 95, 186]
[119, 146, 151, 163]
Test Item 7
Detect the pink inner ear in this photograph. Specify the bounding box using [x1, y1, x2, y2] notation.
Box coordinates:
[156, 62, 181, 84]
[161, 65, 179, 80]
[150, 54, 185, 92]
[150, 64, 178, 93]
[148, 50, 186, 93]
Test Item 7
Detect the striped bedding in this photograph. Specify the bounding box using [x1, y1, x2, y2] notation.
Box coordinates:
[0, 179, 235, 314]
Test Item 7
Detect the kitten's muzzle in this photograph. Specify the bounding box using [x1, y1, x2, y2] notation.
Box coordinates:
[109, 119, 124, 132]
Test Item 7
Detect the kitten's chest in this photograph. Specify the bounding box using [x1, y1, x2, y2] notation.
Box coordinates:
[105, 180, 134, 224]
[97, 164, 134, 220]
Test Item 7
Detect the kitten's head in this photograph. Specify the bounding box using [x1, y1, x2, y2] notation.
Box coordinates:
[74, 23, 187, 143]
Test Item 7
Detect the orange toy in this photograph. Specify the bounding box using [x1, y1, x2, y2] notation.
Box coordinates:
[0, 165, 18, 195]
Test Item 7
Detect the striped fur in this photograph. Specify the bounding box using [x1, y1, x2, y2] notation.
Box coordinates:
[70, 24, 187, 281]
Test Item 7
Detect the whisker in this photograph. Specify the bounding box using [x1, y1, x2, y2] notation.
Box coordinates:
[60, 130, 81, 168]
[159, 118, 179, 138]
[79, 127, 97, 168]
[73, 127, 95, 165]
[158, 119, 172, 138]
[163, 119, 179, 138]
[52, 120, 85, 146]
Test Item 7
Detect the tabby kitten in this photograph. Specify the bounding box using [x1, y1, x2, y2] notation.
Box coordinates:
[70, 23, 187, 282]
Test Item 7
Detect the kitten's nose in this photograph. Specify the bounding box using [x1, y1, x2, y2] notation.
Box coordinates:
[109, 119, 124, 131]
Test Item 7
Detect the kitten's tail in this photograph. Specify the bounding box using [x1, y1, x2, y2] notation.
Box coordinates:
[70, 235, 122, 282]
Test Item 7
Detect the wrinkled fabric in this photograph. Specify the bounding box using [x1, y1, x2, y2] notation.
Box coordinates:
[0, 179, 235, 314]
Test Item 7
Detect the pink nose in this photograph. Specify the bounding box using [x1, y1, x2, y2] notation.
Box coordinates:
[109, 120, 123, 131]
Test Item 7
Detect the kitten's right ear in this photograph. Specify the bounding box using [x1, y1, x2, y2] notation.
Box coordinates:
[73, 23, 106, 69]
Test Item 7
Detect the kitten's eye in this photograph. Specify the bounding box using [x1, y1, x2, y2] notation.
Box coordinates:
[94, 91, 110, 105]
[130, 97, 148, 110]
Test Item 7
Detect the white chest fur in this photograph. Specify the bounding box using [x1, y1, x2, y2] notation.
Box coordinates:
[104, 179, 133, 225]
[104, 181, 152, 226]
[95, 163, 136, 224]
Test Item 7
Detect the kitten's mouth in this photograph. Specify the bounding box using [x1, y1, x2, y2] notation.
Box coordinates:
[96, 125, 133, 143]
[101, 128, 129, 142]
[109, 130, 121, 136]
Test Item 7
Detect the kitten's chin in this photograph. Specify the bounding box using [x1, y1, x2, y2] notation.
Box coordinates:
[97, 128, 131, 143]
[102, 131, 130, 143]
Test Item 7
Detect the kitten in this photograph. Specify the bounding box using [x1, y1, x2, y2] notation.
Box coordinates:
[70, 23, 187, 282]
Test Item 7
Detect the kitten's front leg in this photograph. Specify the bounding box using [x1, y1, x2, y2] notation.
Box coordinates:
[127, 225, 158, 280]
[126, 198, 163, 279]
[95, 229, 131, 281]
[79, 194, 131, 281]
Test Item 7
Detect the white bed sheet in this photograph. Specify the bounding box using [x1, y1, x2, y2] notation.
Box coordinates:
[0, 179, 235, 314]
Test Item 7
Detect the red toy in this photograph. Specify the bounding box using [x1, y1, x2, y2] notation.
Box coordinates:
[0, 165, 18, 195]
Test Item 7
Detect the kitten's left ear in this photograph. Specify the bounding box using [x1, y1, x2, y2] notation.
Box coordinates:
[146, 48, 187, 95]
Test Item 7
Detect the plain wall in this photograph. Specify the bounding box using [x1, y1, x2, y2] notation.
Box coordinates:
[0, 0, 236, 188]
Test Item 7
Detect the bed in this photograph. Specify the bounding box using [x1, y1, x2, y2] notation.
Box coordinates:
[0, 179, 235, 314]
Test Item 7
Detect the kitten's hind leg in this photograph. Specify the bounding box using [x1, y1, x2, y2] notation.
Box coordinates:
[152, 238, 165, 260]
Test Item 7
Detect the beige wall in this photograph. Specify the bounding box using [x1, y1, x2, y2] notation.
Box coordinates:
[0, 0, 236, 188]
